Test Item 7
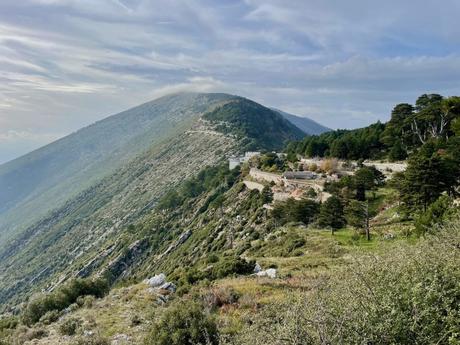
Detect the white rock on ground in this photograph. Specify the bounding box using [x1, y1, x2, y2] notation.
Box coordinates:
[256, 268, 277, 278]
[145, 273, 166, 287]
[159, 282, 176, 292]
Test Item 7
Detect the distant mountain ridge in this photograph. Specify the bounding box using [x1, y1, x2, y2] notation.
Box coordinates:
[0, 92, 328, 307]
[0, 93, 328, 247]
[273, 108, 331, 135]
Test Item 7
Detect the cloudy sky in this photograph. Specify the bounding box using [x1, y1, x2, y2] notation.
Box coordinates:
[1, 0, 460, 163]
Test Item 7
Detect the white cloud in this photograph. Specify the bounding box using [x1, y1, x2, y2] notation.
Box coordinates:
[0, 0, 460, 162]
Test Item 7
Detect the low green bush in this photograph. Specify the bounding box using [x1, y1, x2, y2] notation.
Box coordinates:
[39, 310, 60, 325]
[238, 220, 460, 345]
[16, 326, 48, 343]
[212, 256, 255, 280]
[182, 256, 254, 285]
[144, 301, 219, 345]
[59, 317, 82, 336]
[0, 316, 18, 331]
[22, 278, 108, 326]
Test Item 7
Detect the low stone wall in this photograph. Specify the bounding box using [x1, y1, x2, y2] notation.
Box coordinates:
[243, 180, 265, 192]
[249, 168, 283, 184]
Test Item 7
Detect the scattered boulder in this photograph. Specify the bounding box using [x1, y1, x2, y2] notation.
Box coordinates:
[253, 263, 262, 273]
[383, 233, 396, 240]
[145, 273, 166, 287]
[256, 268, 277, 279]
[156, 294, 168, 305]
[160, 230, 192, 258]
[145, 273, 177, 301]
[112, 333, 130, 345]
[159, 282, 176, 293]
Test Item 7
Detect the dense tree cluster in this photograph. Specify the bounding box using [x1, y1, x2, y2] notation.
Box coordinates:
[287, 94, 460, 161]
[203, 98, 304, 151]
[272, 198, 319, 226]
[157, 164, 240, 211]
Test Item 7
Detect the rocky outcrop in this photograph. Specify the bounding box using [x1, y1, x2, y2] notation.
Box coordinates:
[159, 229, 192, 259]
[103, 239, 149, 283]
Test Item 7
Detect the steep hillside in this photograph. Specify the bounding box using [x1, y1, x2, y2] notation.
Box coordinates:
[0, 93, 233, 247]
[4, 158, 457, 345]
[274, 108, 331, 135]
[0, 95, 309, 309]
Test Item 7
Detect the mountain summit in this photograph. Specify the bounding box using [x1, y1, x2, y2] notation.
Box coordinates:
[0, 93, 326, 247]
[0, 92, 327, 306]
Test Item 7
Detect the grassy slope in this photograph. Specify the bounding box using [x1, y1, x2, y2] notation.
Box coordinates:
[6, 182, 417, 344]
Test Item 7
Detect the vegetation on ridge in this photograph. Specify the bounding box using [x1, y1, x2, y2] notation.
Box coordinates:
[203, 98, 305, 150]
[287, 93, 460, 161]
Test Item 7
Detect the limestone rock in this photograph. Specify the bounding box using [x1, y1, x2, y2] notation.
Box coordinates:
[159, 282, 176, 293]
[256, 268, 277, 278]
[146, 273, 166, 287]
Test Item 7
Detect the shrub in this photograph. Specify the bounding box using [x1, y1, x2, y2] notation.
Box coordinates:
[212, 256, 255, 279]
[144, 301, 219, 345]
[130, 314, 142, 326]
[39, 310, 60, 325]
[22, 278, 109, 325]
[202, 287, 240, 310]
[207, 254, 219, 264]
[16, 326, 48, 343]
[77, 295, 96, 308]
[415, 195, 457, 235]
[59, 317, 82, 336]
[0, 316, 18, 331]
[239, 220, 460, 344]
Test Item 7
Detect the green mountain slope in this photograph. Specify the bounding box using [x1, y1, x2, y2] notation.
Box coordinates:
[0, 93, 233, 247]
[203, 98, 305, 150]
[0, 94, 310, 308]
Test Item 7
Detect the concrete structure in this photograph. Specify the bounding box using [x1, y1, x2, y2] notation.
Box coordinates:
[282, 171, 317, 180]
[244, 151, 260, 160]
[363, 162, 407, 174]
[249, 168, 283, 184]
[229, 151, 261, 170]
[229, 157, 242, 170]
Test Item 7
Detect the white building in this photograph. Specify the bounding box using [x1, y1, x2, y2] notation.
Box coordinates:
[229, 152, 261, 170]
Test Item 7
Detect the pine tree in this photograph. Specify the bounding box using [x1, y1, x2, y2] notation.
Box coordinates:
[318, 196, 346, 232]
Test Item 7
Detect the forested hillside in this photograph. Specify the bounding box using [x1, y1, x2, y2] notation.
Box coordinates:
[203, 98, 305, 150]
[287, 94, 460, 161]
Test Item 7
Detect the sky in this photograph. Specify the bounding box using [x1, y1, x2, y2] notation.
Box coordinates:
[1, 0, 460, 164]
